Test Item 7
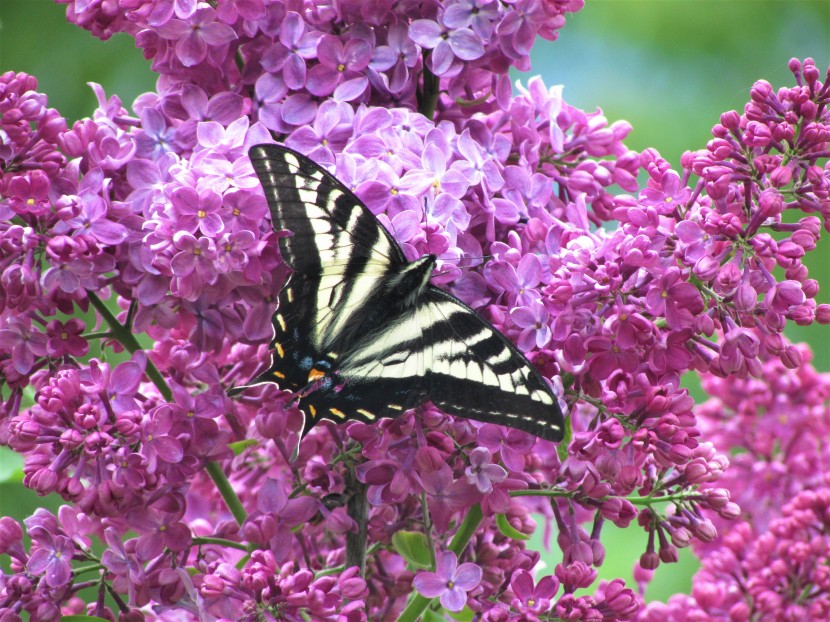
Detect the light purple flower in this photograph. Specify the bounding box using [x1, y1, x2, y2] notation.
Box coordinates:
[443, 0, 500, 40]
[0, 315, 47, 374]
[511, 299, 552, 351]
[260, 12, 321, 90]
[464, 447, 507, 493]
[452, 129, 504, 191]
[156, 6, 237, 67]
[26, 531, 75, 588]
[413, 551, 483, 611]
[510, 569, 559, 615]
[306, 35, 371, 101]
[486, 254, 544, 307]
[371, 24, 418, 93]
[409, 20, 485, 75]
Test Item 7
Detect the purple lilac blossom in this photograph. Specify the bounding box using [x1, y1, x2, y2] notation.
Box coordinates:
[0, 0, 828, 619]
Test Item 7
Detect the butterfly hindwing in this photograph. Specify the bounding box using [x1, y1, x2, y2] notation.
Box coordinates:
[244, 144, 565, 443]
[419, 288, 563, 442]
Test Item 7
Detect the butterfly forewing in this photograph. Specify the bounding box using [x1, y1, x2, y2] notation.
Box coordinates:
[244, 144, 565, 442]
[249, 144, 407, 275]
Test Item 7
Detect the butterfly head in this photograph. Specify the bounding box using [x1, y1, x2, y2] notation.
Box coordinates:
[387, 254, 436, 308]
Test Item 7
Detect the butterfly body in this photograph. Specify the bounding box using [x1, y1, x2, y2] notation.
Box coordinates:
[242, 144, 565, 442]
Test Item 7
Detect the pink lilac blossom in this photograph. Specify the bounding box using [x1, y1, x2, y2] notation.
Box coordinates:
[0, 0, 828, 619]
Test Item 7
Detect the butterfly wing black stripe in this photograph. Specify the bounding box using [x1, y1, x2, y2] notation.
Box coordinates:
[419, 288, 564, 442]
[248, 144, 407, 278]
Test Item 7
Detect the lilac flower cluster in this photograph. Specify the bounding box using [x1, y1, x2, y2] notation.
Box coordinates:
[636, 345, 830, 620]
[1, 0, 829, 618]
[639, 487, 830, 621]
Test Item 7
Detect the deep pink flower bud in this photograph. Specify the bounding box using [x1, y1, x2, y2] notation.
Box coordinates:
[781, 345, 803, 368]
[743, 121, 772, 147]
[185, 574, 216, 604]
[118, 609, 146, 622]
[800, 99, 818, 120]
[791, 229, 817, 251]
[27, 468, 59, 494]
[777, 241, 805, 261]
[694, 312, 715, 336]
[60, 477, 84, 501]
[714, 262, 741, 294]
[750, 79, 774, 102]
[601, 497, 637, 528]
[792, 304, 814, 325]
[554, 561, 596, 591]
[693, 255, 721, 281]
[785, 263, 809, 282]
[682, 458, 710, 484]
[720, 110, 741, 130]
[0, 517, 23, 554]
[693, 519, 717, 542]
[788, 57, 803, 75]
[669, 526, 691, 548]
[338, 568, 368, 599]
[735, 283, 757, 313]
[703, 488, 730, 509]
[751, 233, 778, 257]
[816, 304, 830, 324]
[658, 543, 678, 564]
[59, 428, 84, 451]
[639, 551, 659, 570]
[718, 502, 741, 519]
[770, 164, 793, 187]
[803, 61, 820, 84]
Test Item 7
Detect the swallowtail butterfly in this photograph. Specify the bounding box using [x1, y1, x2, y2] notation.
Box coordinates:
[236, 144, 565, 443]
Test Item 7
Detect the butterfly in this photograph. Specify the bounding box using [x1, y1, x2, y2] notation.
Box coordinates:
[234, 144, 564, 443]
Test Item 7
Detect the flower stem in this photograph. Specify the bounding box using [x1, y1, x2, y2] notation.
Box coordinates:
[345, 465, 369, 576]
[418, 53, 440, 121]
[85, 290, 172, 402]
[193, 536, 250, 551]
[205, 461, 248, 525]
[395, 504, 483, 622]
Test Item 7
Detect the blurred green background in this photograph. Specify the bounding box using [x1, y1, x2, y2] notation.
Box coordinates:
[1, 0, 829, 607]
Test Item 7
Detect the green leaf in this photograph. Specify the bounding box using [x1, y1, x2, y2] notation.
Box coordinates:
[557, 414, 573, 464]
[0, 447, 23, 483]
[62, 616, 111, 622]
[423, 609, 446, 622]
[228, 439, 258, 455]
[496, 513, 530, 541]
[448, 606, 475, 621]
[391, 530, 433, 569]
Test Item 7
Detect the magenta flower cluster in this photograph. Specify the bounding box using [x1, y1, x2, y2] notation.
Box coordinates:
[637, 346, 830, 620]
[0, 0, 829, 618]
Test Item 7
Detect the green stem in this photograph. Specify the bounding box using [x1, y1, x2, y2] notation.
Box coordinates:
[447, 504, 482, 556]
[86, 290, 172, 402]
[73, 563, 103, 577]
[205, 461, 248, 526]
[317, 543, 383, 577]
[193, 536, 250, 551]
[509, 489, 574, 498]
[344, 465, 369, 576]
[510, 489, 700, 506]
[395, 505, 484, 622]
[418, 54, 440, 121]
[625, 492, 700, 505]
